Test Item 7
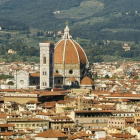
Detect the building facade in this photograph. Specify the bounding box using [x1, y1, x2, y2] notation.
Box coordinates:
[54, 25, 88, 87]
[40, 42, 54, 89]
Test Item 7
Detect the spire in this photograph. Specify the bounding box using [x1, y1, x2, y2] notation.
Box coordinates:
[63, 22, 72, 39]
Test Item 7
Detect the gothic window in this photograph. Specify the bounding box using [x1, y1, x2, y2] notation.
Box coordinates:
[43, 56, 46, 64]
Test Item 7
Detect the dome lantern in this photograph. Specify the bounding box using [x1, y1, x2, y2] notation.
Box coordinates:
[63, 22, 72, 39]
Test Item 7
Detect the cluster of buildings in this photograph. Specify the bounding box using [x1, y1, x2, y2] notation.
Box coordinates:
[0, 25, 140, 140]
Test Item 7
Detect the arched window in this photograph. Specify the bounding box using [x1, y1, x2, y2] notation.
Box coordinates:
[92, 120, 94, 123]
[43, 71, 44, 75]
[43, 56, 46, 64]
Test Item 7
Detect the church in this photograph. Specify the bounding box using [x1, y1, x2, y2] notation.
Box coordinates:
[15, 24, 94, 90]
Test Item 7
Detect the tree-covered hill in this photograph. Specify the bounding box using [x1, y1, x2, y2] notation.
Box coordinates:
[0, 0, 140, 42]
[1, 0, 140, 63]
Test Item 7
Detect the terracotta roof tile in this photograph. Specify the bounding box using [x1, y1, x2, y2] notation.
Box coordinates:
[110, 133, 134, 138]
[67, 77, 77, 81]
[0, 113, 7, 119]
[29, 73, 40, 77]
[81, 76, 94, 85]
[54, 72, 63, 77]
[35, 129, 67, 138]
[0, 124, 14, 127]
[54, 38, 87, 65]
[1, 132, 15, 136]
[50, 116, 71, 120]
[26, 100, 41, 104]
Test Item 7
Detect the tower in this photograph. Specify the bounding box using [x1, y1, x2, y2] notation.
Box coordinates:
[39, 41, 54, 89]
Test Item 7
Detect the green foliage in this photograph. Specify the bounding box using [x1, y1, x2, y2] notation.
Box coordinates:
[0, 74, 13, 80]
[55, 0, 104, 19]
[0, 0, 140, 62]
[63, 107, 71, 110]
[105, 74, 110, 79]
[134, 75, 139, 80]
[111, 75, 118, 79]
[0, 0, 140, 43]
[7, 81, 14, 85]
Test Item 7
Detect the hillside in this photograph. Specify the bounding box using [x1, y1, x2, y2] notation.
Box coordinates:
[0, 0, 140, 63]
[0, 0, 140, 42]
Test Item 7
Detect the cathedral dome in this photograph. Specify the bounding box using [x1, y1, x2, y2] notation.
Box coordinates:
[54, 25, 88, 65]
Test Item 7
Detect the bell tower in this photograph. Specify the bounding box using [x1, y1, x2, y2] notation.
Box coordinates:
[39, 41, 54, 89]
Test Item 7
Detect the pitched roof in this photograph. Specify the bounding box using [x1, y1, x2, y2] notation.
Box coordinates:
[67, 77, 77, 81]
[26, 100, 41, 104]
[50, 116, 71, 120]
[110, 133, 134, 138]
[0, 113, 7, 119]
[29, 73, 40, 77]
[0, 124, 14, 127]
[54, 72, 63, 77]
[35, 129, 67, 138]
[1, 132, 15, 136]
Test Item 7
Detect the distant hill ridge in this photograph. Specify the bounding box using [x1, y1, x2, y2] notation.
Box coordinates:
[0, 0, 140, 41]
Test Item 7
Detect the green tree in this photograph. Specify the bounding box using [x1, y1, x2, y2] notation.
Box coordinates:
[7, 81, 14, 85]
[134, 75, 139, 80]
[105, 74, 110, 79]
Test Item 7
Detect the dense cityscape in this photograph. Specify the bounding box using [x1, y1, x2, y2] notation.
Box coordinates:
[0, 0, 140, 139]
[0, 24, 139, 140]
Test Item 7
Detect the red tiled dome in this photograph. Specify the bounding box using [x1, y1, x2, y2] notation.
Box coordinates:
[81, 76, 94, 85]
[54, 25, 87, 65]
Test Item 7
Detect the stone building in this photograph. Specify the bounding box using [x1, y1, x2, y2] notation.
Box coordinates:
[14, 70, 39, 89]
[14, 25, 94, 90]
[39, 41, 54, 89]
[54, 24, 88, 88]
